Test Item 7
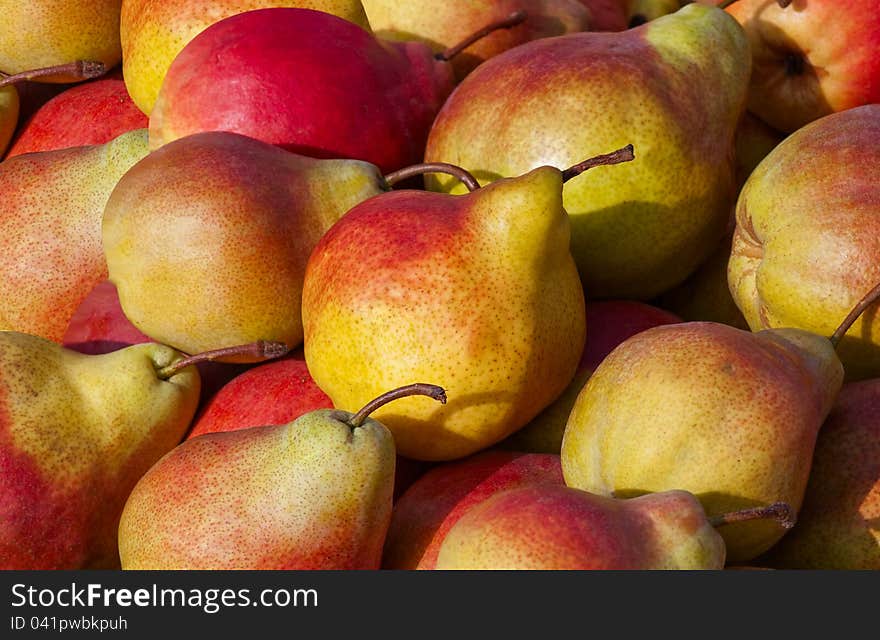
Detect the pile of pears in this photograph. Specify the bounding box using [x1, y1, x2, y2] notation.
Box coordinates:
[1, 1, 878, 571]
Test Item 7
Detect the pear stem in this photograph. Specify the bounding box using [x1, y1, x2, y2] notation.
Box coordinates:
[156, 340, 290, 380]
[435, 10, 529, 62]
[384, 162, 481, 192]
[709, 502, 796, 530]
[717, 0, 791, 9]
[0, 60, 107, 88]
[562, 145, 635, 183]
[347, 383, 447, 429]
[829, 280, 880, 349]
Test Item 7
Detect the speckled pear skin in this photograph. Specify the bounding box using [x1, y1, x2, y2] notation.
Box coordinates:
[302, 167, 586, 461]
[0, 129, 149, 342]
[435, 486, 726, 570]
[118, 409, 395, 569]
[425, 4, 750, 300]
[729, 105, 880, 381]
[561, 322, 844, 562]
[362, 0, 591, 82]
[103, 131, 387, 360]
[765, 380, 880, 569]
[0, 0, 122, 81]
[0, 331, 200, 569]
[121, 0, 371, 115]
[0, 86, 18, 157]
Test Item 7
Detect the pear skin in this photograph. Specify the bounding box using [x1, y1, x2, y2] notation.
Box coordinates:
[0, 331, 200, 569]
[0, 129, 149, 341]
[425, 4, 750, 299]
[121, 0, 371, 115]
[729, 105, 880, 380]
[561, 321, 843, 562]
[435, 486, 726, 570]
[0, 1, 122, 80]
[103, 131, 387, 358]
[118, 408, 396, 569]
[765, 380, 880, 569]
[302, 166, 586, 461]
[362, 0, 591, 81]
[382, 451, 564, 569]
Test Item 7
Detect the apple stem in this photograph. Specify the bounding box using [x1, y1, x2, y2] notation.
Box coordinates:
[347, 383, 447, 429]
[0, 60, 107, 89]
[435, 10, 528, 62]
[562, 145, 635, 183]
[709, 502, 796, 530]
[717, 0, 791, 9]
[829, 281, 880, 348]
[156, 340, 290, 380]
[385, 162, 481, 192]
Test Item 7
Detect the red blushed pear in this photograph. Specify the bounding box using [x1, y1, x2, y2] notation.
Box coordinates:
[561, 287, 880, 562]
[118, 384, 446, 570]
[149, 8, 525, 173]
[0, 128, 148, 342]
[764, 379, 880, 569]
[721, 0, 880, 133]
[382, 451, 564, 570]
[435, 485, 794, 570]
[0, 333, 287, 569]
[120, 0, 373, 116]
[728, 105, 880, 381]
[500, 301, 681, 454]
[303, 146, 633, 461]
[578, 0, 628, 30]
[0, 61, 109, 158]
[6, 76, 147, 157]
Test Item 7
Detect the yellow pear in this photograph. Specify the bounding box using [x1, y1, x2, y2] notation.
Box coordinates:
[0, 1, 122, 81]
[561, 321, 844, 562]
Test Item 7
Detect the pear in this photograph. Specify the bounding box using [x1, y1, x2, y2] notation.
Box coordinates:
[436, 485, 793, 570]
[0, 331, 200, 569]
[102, 130, 388, 358]
[303, 148, 632, 461]
[0, 1, 122, 81]
[425, 3, 750, 300]
[500, 301, 680, 454]
[561, 320, 848, 562]
[0, 129, 149, 341]
[765, 379, 880, 569]
[121, 0, 372, 115]
[118, 384, 446, 569]
[728, 105, 880, 380]
[362, 0, 591, 81]
[383, 451, 564, 570]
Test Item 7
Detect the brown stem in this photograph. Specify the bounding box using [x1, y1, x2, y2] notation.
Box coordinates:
[347, 383, 447, 429]
[829, 281, 880, 348]
[709, 502, 796, 530]
[717, 0, 791, 9]
[385, 162, 481, 192]
[562, 145, 635, 183]
[435, 10, 528, 62]
[0, 61, 107, 88]
[157, 340, 290, 379]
